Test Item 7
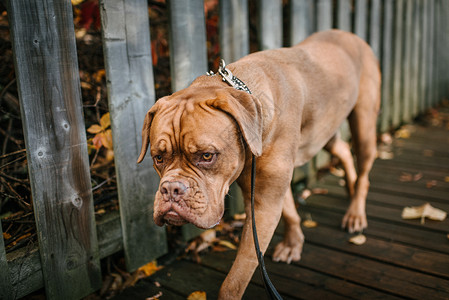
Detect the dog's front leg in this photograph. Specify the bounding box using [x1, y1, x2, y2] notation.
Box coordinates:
[218, 165, 290, 299]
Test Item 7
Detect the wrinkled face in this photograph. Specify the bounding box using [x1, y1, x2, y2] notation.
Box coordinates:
[149, 98, 246, 229]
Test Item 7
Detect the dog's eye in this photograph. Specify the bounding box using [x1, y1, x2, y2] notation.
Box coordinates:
[154, 155, 163, 164]
[201, 153, 214, 161]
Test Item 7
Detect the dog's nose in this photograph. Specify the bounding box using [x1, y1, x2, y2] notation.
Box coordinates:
[160, 181, 187, 202]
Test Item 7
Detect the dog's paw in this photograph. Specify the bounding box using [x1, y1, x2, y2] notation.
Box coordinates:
[272, 241, 302, 264]
[272, 228, 304, 264]
[342, 206, 367, 233]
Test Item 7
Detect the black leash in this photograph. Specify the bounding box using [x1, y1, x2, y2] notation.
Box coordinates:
[208, 61, 283, 299]
[250, 155, 283, 300]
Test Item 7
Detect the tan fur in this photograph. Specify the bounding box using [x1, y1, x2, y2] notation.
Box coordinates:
[138, 30, 381, 299]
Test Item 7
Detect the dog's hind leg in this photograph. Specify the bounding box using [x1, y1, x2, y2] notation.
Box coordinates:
[324, 133, 357, 198]
[272, 186, 304, 263]
[343, 66, 381, 233]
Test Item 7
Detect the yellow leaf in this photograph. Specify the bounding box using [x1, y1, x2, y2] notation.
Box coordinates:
[138, 261, 162, 277]
[100, 130, 114, 150]
[394, 127, 411, 139]
[218, 240, 237, 250]
[100, 113, 111, 130]
[3, 232, 11, 240]
[349, 234, 367, 245]
[445, 176, 449, 183]
[94, 69, 106, 83]
[187, 291, 207, 300]
[302, 219, 318, 228]
[87, 124, 103, 134]
[233, 213, 246, 220]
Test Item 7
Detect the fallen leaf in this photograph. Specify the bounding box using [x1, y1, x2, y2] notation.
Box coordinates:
[138, 261, 163, 278]
[303, 219, 318, 228]
[401, 203, 447, 224]
[423, 149, 434, 157]
[3, 232, 11, 240]
[380, 133, 393, 145]
[378, 150, 394, 160]
[233, 213, 246, 221]
[395, 127, 411, 139]
[311, 188, 328, 195]
[445, 176, 449, 183]
[218, 240, 237, 250]
[330, 167, 345, 178]
[200, 229, 217, 244]
[399, 172, 422, 182]
[349, 234, 367, 245]
[426, 180, 437, 188]
[187, 291, 207, 300]
[300, 189, 312, 200]
[146, 291, 163, 300]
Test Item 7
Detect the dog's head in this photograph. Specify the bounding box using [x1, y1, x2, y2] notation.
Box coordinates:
[137, 77, 262, 228]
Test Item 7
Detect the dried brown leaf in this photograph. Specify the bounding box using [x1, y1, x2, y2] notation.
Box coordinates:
[378, 150, 394, 160]
[401, 203, 447, 224]
[146, 291, 163, 300]
[426, 180, 437, 188]
[330, 167, 345, 178]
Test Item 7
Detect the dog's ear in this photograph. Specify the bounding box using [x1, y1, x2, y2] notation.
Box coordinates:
[208, 89, 263, 156]
[137, 104, 158, 163]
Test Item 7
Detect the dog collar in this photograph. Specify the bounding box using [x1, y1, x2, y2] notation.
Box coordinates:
[207, 59, 252, 94]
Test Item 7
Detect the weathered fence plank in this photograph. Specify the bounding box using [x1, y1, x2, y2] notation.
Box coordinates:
[7, 0, 101, 299]
[337, 0, 351, 32]
[402, 0, 414, 123]
[0, 220, 13, 300]
[168, 0, 208, 92]
[99, 0, 167, 272]
[380, 0, 395, 132]
[419, 0, 430, 113]
[354, 0, 368, 40]
[290, 0, 315, 45]
[219, 0, 249, 63]
[369, 0, 382, 60]
[392, 0, 404, 128]
[410, 0, 421, 118]
[427, 0, 436, 108]
[219, 0, 249, 217]
[168, 0, 208, 240]
[316, 0, 332, 31]
[440, 0, 449, 102]
[259, 0, 283, 49]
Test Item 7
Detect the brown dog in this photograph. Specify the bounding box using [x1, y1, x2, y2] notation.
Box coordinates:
[137, 29, 380, 299]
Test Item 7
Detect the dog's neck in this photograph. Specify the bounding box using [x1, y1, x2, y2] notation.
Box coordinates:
[207, 59, 252, 95]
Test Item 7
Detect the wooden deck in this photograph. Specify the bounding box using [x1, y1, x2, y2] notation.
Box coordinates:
[113, 108, 449, 300]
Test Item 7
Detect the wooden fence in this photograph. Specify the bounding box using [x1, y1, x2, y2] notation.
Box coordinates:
[1, 0, 448, 299]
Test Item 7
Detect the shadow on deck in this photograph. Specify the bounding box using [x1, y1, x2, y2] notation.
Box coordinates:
[114, 106, 449, 300]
